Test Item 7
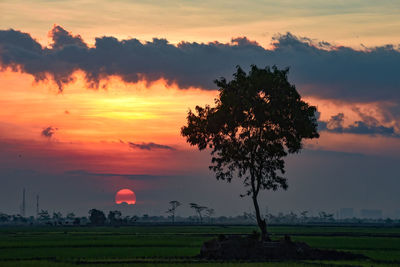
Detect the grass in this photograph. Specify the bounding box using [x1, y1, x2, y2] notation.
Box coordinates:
[0, 225, 399, 266]
[291, 236, 400, 250]
[0, 261, 336, 267]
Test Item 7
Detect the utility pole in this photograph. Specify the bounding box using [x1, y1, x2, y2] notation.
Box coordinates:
[21, 188, 26, 217]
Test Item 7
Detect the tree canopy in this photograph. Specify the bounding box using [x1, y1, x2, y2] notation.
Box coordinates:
[89, 209, 106, 226]
[166, 200, 181, 224]
[181, 65, 319, 240]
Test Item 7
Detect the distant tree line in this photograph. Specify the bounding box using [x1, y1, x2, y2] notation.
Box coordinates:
[0, 208, 399, 226]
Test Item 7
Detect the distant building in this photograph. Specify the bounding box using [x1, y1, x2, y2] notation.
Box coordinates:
[339, 208, 354, 219]
[360, 209, 382, 219]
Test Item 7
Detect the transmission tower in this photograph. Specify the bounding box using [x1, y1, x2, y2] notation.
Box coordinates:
[36, 194, 39, 217]
[21, 188, 26, 217]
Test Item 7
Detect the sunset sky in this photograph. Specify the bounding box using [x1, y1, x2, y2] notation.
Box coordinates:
[1, 0, 400, 217]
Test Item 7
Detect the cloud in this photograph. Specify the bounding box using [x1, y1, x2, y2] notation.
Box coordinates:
[48, 25, 87, 50]
[346, 121, 395, 135]
[64, 170, 159, 180]
[320, 112, 398, 137]
[1, 26, 400, 103]
[128, 141, 175, 151]
[326, 113, 344, 131]
[41, 126, 57, 138]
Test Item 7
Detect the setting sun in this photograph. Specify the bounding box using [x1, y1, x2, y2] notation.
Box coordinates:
[115, 189, 136, 205]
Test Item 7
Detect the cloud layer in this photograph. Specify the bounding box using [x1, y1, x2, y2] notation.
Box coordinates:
[64, 170, 160, 180]
[320, 112, 398, 137]
[128, 142, 175, 151]
[1, 26, 400, 103]
[1, 26, 399, 138]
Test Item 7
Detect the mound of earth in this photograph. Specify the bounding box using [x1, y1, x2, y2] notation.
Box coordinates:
[199, 234, 367, 261]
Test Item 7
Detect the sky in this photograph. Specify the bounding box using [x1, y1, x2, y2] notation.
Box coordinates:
[0, 0, 400, 218]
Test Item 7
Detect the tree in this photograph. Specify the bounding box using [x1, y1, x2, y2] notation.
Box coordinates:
[66, 212, 76, 220]
[52, 212, 63, 225]
[108, 210, 122, 225]
[37, 210, 50, 222]
[0, 213, 10, 223]
[12, 214, 27, 223]
[88, 209, 106, 225]
[166, 200, 181, 224]
[73, 217, 81, 226]
[129, 215, 139, 224]
[318, 211, 334, 222]
[189, 203, 207, 224]
[181, 65, 319, 240]
[205, 208, 215, 223]
[300, 210, 309, 223]
[243, 212, 256, 223]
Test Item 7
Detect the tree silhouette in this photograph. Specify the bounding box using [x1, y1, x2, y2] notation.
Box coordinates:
[73, 217, 81, 226]
[52, 212, 63, 225]
[0, 213, 10, 223]
[129, 215, 139, 224]
[37, 210, 50, 222]
[88, 209, 106, 225]
[181, 65, 319, 240]
[66, 212, 75, 220]
[166, 200, 181, 224]
[206, 208, 215, 223]
[319, 211, 334, 222]
[189, 203, 207, 224]
[108, 210, 122, 225]
[300, 210, 309, 223]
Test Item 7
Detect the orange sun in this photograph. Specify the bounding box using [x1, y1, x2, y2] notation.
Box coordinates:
[115, 189, 136, 205]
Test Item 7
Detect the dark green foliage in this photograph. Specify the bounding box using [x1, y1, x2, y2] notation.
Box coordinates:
[37, 210, 50, 222]
[0, 213, 10, 222]
[107, 210, 122, 225]
[181, 65, 319, 239]
[88, 209, 106, 226]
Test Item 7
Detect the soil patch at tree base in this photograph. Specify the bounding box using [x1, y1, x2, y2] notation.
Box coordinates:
[199, 235, 367, 261]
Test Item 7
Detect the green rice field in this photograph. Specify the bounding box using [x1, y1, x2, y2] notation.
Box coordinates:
[0, 225, 399, 266]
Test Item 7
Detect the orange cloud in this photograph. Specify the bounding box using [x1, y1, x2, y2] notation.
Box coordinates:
[0, 70, 216, 176]
[0, 68, 398, 181]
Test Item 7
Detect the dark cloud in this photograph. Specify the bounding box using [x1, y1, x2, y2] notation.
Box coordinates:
[128, 142, 175, 151]
[49, 25, 87, 50]
[64, 170, 159, 180]
[327, 113, 344, 131]
[320, 112, 398, 137]
[1, 26, 400, 103]
[346, 121, 395, 136]
[41, 126, 57, 138]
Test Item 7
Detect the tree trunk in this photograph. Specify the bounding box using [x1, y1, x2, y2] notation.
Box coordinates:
[252, 194, 269, 241]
